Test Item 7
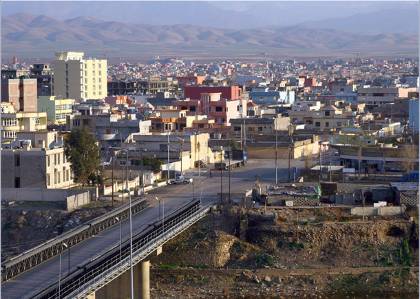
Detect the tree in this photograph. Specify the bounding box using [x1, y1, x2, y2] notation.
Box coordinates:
[64, 128, 101, 185]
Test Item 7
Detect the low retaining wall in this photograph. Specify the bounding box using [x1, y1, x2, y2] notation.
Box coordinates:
[351, 206, 406, 216]
[2, 188, 91, 211]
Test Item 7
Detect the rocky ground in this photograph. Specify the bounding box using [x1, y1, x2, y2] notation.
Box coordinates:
[1, 200, 120, 260]
[149, 205, 419, 298]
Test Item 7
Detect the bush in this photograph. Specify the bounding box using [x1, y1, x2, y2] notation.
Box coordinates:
[255, 253, 274, 267]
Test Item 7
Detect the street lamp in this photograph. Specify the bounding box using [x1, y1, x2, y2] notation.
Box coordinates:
[58, 242, 68, 298]
[220, 146, 223, 204]
[118, 148, 134, 299]
[155, 196, 165, 231]
[115, 216, 122, 258]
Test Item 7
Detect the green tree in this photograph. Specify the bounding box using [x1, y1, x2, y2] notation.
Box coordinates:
[64, 128, 101, 185]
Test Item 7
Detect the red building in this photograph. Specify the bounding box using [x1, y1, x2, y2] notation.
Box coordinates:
[184, 85, 242, 100]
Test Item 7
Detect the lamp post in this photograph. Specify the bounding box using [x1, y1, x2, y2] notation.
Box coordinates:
[115, 216, 122, 258]
[275, 128, 278, 185]
[167, 131, 170, 183]
[220, 146, 223, 204]
[58, 242, 68, 298]
[155, 196, 165, 231]
[228, 147, 231, 203]
[119, 148, 134, 299]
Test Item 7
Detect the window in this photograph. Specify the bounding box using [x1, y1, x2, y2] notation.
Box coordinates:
[189, 106, 196, 112]
[258, 127, 263, 132]
[47, 156, 50, 167]
[15, 154, 20, 167]
[325, 122, 329, 127]
[325, 111, 330, 116]
[14, 177, 20, 188]
[215, 106, 223, 112]
[47, 174, 50, 186]
[234, 126, 241, 132]
[337, 122, 342, 127]
[315, 122, 320, 127]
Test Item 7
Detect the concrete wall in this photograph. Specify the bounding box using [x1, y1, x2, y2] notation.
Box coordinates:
[2, 188, 91, 211]
[350, 206, 406, 216]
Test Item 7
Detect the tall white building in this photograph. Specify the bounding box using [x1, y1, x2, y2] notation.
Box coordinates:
[52, 52, 107, 101]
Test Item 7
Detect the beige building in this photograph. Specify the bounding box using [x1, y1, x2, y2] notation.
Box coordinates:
[53, 51, 107, 101]
[1, 131, 74, 189]
[38, 96, 75, 125]
[1, 102, 47, 143]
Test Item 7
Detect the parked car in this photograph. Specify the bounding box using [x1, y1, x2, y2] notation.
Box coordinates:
[169, 176, 193, 185]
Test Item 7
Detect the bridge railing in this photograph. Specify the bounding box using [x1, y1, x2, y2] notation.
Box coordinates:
[2, 198, 148, 282]
[30, 199, 209, 299]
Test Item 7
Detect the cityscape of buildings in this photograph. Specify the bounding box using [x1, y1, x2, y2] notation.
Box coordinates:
[0, 3, 419, 297]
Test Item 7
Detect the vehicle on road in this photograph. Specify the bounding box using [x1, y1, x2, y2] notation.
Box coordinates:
[169, 175, 193, 185]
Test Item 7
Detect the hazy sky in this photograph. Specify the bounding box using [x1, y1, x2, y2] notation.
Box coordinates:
[2, 1, 418, 29]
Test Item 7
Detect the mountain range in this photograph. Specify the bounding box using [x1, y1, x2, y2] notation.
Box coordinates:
[2, 13, 418, 61]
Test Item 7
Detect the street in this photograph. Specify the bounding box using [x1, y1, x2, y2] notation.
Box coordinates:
[2, 159, 302, 298]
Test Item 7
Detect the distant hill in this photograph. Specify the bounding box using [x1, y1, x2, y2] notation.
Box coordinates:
[1, 14, 418, 60]
[299, 8, 419, 34]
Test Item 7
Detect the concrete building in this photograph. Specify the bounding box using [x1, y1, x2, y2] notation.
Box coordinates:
[184, 85, 242, 101]
[53, 51, 107, 101]
[289, 104, 353, 132]
[124, 132, 214, 170]
[177, 92, 246, 126]
[1, 131, 74, 189]
[230, 116, 290, 139]
[1, 77, 38, 112]
[358, 87, 417, 109]
[38, 96, 75, 125]
[30, 64, 53, 96]
[1, 102, 47, 143]
[409, 99, 419, 133]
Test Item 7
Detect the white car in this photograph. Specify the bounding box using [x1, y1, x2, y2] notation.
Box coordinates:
[169, 176, 193, 185]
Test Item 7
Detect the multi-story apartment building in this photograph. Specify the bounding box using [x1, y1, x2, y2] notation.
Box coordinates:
[289, 104, 353, 132]
[176, 92, 246, 126]
[1, 102, 47, 143]
[184, 85, 242, 100]
[30, 63, 53, 96]
[37, 96, 75, 125]
[1, 77, 38, 112]
[1, 131, 74, 189]
[230, 116, 290, 138]
[53, 51, 107, 101]
[357, 87, 417, 109]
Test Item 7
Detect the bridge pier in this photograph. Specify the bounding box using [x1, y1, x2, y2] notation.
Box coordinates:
[140, 261, 150, 299]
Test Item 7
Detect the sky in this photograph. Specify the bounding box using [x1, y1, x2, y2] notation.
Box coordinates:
[2, 1, 418, 29]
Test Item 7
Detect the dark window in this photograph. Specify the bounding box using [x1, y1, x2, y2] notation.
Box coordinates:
[315, 122, 320, 127]
[215, 106, 223, 112]
[189, 106, 196, 112]
[325, 122, 329, 127]
[15, 154, 20, 167]
[234, 126, 241, 132]
[325, 111, 330, 116]
[258, 127, 263, 132]
[15, 177, 20, 188]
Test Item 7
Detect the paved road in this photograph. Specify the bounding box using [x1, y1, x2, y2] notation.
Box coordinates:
[2, 159, 301, 298]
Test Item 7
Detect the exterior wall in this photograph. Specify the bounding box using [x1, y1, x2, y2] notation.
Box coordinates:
[1, 109, 47, 143]
[1, 147, 73, 189]
[184, 86, 242, 100]
[53, 52, 107, 100]
[38, 96, 75, 124]
[409, 99, 419, 133]
[1, 78, 37, 112]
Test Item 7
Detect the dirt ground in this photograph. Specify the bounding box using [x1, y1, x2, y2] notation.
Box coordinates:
[149, 205, 419, 298]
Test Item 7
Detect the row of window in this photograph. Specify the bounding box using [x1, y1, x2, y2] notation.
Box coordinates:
[47, 152, 67, 167]
[47, 168, 72, 186]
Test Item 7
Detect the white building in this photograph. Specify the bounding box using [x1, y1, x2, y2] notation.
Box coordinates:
[53, 51, 107, 101]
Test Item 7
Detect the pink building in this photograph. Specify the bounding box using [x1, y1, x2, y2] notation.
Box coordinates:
[177, 92, 245, 126]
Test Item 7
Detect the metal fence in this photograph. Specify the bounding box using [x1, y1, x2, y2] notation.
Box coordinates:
[29, 199, 207, 299]
[2, 199, 148, 282]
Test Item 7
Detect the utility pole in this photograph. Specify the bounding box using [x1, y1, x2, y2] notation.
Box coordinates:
[228, 148, 231, 203]
[220, 147, 223, 204]
[318, 141, 322, 183]
[167, 132, 170, 183]
[111, 153, 114, 207]
[288, 124, 294, 183]
[275, 128, 278, 185]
